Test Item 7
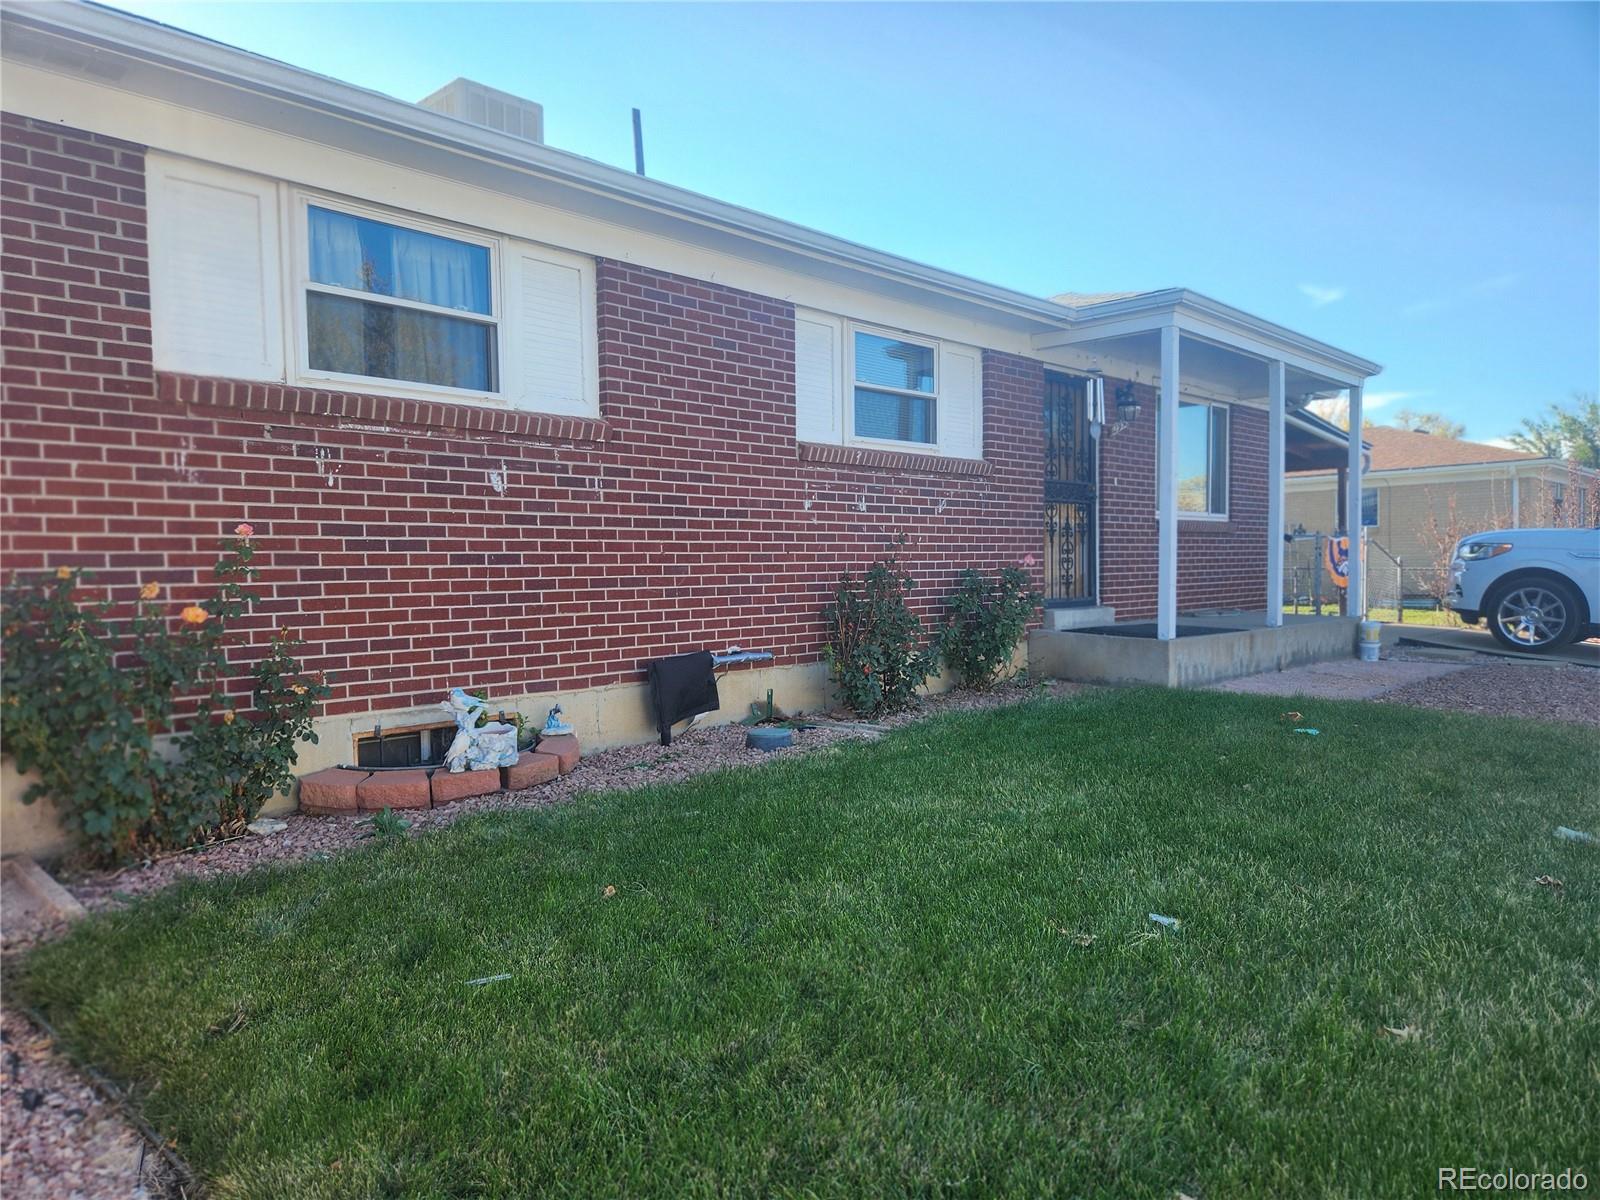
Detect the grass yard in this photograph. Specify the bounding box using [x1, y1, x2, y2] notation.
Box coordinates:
[14, 688, 1600, 1198]
[1282, 603, 1463, 628]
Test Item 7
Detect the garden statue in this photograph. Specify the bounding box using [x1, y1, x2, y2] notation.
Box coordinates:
[542, 704, 574, 737]
[439, 688, 519, 773]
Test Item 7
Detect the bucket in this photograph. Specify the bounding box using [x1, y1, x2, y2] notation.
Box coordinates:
[1358, 639, 1380, 663]
[1358, 619, 1382, 644]
[746, 726, 793, 752]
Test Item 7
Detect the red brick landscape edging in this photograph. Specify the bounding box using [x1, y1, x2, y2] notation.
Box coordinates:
[297, 738, 580, 816]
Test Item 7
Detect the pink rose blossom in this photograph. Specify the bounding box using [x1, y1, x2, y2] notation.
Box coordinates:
[235, 522, 255, 538]
[1021, 554, 1037, 567]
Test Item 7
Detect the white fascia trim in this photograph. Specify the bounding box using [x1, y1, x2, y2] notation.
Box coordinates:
[1032, 289, 1382, 386]
[4, 1, 1079, 334]
[5, 3, 1390, 382]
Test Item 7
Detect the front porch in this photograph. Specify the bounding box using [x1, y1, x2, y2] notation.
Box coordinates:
[1027, 289, 1380, 684]
[1029, 611, 1360, 688]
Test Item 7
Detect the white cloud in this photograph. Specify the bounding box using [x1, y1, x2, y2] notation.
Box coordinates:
[1481, 436, 1518, 449]
[1400, 273, 1518, 319]
[1307, 390, 1428, 428]
[1361, 390, 1429, 410]
[1298, 283, 1346, 307]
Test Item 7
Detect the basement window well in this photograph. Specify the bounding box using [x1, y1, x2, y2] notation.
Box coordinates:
[354, 723, 458, 769]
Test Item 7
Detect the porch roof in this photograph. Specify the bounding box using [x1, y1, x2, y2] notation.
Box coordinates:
[1038, 289, 1381, 399]
[1287, 409, 1369, 472]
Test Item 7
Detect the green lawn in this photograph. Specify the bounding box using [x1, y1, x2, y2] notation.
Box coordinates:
[14, 689, 1600, 1199]
[1282, 603, 1464, 628]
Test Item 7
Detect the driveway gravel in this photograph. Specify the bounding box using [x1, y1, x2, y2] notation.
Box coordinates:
[1378, 660, 1599, 727]
[1210, 657, 1472, 701]
[1213, 650, 1597, 727]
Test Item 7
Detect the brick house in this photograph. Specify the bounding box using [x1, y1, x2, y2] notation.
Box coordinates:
[0, 3, 1381, 851]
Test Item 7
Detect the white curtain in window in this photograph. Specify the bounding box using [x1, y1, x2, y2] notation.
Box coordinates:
[309, 210, 364, 292]
[310, 206, 490, 314]
[391, 226, 489, 315]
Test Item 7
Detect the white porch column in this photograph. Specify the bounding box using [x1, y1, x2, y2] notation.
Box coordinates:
[1157, 324, 1180, 640]
[1345, 383, 1365, 618]
[1266, 360, 1286, 627]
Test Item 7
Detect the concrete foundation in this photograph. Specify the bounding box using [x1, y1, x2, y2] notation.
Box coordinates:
[1028, 612, 1358, 688]
[1044, 604, 1116, 631]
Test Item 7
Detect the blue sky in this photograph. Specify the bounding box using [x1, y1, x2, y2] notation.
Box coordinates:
[108, 1, 1599, 440]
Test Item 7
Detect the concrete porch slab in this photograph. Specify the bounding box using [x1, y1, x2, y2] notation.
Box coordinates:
[1044, 604, 1115, 631]
[1029, 613, 1358, 687]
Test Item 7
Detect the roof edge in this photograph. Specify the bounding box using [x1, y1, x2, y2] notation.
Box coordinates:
[5, 1, 1081, 330]
[1062, 288, 1383, 380]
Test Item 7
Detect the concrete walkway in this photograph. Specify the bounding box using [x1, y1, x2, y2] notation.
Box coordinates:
[1209, 657, 1471, 701]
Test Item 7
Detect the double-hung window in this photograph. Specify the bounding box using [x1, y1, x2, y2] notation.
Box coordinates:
[304, 204, 498, 394]
[1361, 486, 1380, 528]
[852, 329, 937, 445]
[1163, 399, 1229, 518]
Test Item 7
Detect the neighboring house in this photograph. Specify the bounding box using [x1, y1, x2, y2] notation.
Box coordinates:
[1285, 427, 1600, 594]
[0, 3, 1381, 851]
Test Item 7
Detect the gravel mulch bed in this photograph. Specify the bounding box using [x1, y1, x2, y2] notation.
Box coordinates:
[1377, 660, 1599, 727]
[0, 1008, 176, 1200]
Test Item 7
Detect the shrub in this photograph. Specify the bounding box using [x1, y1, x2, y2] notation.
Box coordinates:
[822, 547, 936, 717]
[939, 565, 1042, 690]
[1, 528, 330, 864]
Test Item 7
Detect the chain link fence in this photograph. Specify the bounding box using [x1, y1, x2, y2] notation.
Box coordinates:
[1281, 534, 1449, 623]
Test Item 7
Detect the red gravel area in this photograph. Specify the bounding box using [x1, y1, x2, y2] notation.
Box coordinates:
[0, 1009, 171, 1200]
[1378, 660, 1599, 727]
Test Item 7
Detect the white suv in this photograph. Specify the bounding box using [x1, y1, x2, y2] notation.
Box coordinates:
[1447, 527, 1600, 652]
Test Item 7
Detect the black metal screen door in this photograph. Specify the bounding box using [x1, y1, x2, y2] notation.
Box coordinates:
[1043, 371, 1097, 605]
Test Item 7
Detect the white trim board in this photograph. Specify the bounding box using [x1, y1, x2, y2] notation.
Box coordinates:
[1, 2, 1382, 387]
[1, 60, 1045, 360]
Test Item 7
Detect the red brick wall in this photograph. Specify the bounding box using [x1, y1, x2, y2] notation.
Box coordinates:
[2, 113, 1275, 717]
[1097, 380, 1270, 620]
[1, 114, 1048, 719]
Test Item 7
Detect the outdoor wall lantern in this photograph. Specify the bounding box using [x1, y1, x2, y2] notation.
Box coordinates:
[1109, 383, 1141, 435]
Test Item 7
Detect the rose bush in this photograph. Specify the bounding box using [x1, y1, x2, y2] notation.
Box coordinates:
[1, 527, 331, 864]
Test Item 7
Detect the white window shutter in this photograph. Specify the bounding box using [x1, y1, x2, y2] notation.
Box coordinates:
[794, 309, 842, 443]
[938, 343, 982, 459]
[147, 158, 282, 381]
[513, 249, 594, 417]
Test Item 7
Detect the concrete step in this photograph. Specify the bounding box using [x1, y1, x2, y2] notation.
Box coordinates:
[1045, 604, 1114, 631]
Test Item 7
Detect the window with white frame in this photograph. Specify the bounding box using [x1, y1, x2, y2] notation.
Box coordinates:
[1361, 486, 1380, 528]
[852, 328, 937, 445]
[792, 308, 982, 459]
[1164, 400, 1229, 517]
[145, 154, 599, 418]
[304, 204, 498, 393]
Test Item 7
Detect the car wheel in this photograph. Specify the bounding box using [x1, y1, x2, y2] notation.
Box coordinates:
[1486, 576, 1583, 653]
